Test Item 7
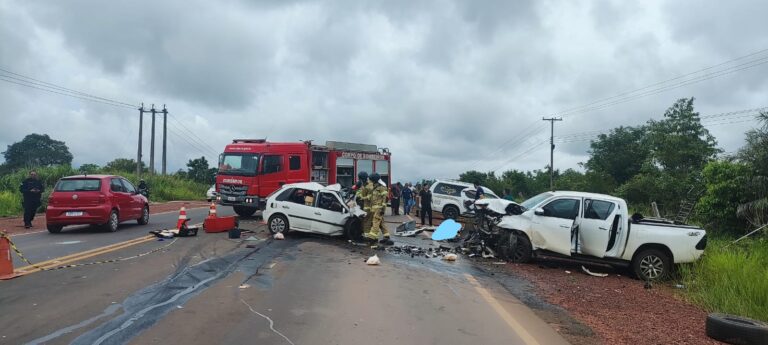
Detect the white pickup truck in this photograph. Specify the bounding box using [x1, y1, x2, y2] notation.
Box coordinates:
[484, 191, 707, 280]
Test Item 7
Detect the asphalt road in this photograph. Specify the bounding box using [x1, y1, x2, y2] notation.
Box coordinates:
[8, 206, 235, 267]
[0, 217, 569, 345]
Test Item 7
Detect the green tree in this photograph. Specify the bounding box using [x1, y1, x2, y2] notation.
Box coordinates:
[186, 157, 216, 184]
[459, 170, 488, 185]
[694, 161, 751, 234]
[584, 126, 650, 185]
[647, 98, 719, 176]
[2, 133, 73, 169]
[737, 112, 768, 176]
[78, 163, 101, 174]
[104, 158, 145, 173]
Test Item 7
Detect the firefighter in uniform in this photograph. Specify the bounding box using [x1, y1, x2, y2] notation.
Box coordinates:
[355, 171, 372, 237]
[364, 173, 394, 245]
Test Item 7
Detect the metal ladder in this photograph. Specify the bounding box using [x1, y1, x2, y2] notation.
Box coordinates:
[673, 187, 703, 224]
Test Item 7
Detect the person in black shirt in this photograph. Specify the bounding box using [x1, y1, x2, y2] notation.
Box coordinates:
[19, 170, 44, 228]
[419, 184, 433, 226]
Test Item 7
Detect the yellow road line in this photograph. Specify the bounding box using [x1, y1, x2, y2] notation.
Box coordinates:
[464, 273, 541, 345]
[15, 235, 155, 274]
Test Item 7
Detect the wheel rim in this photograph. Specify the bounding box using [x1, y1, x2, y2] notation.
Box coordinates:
[142, 208, 149, 222]
[510, 236, 525, 261]
[640, 255, 664, 279]
[446, 207, 457, 219]
[271, 217, 285, 233]
[110, 213, 118, 230]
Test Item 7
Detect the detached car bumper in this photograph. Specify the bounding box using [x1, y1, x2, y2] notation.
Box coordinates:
[46, 205, 110, 225]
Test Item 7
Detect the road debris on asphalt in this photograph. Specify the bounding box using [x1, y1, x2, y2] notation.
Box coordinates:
[274, 233, 285, 240]
[239, 284, 251, 289]
[442, 253, 458, 261]
[366, 254, 380, 265]
[431, 219, 462, 241]
[581, 266, 609, 277]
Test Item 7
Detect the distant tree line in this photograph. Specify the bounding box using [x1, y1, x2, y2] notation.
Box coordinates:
[1, 133, 217, 185]
[459, 98, 767, 236]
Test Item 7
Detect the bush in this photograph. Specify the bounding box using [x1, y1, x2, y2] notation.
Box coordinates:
[0, 165, 208, 217]
[678, 237, 768, 322]
[0, 191, 22, 217]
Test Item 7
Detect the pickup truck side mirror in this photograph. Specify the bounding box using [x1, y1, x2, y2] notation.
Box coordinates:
[534, 208, 545, 216]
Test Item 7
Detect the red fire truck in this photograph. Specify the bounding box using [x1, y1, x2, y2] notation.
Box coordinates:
[216, 139, 391, 217]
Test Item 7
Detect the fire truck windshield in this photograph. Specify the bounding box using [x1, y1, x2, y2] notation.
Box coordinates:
[218, 153, 260, 176]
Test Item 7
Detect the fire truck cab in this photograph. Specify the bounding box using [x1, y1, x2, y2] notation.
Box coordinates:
[216, 139, 391, 217]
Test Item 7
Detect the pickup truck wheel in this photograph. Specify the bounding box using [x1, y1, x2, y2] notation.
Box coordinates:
[233, 206, 257, 217]
[47, 224, 63, 234]
[137, 206, 149, 225]
[268, 214, 289, 235]
[103, 210, 119, 232]
[632, 249, 670, 281]
[706, 313, 768, 345]
[501, 232, 532, 263]
[442, 205, 460, 220]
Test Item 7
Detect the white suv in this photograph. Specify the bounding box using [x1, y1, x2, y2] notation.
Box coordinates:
[429, 179, 499, 219]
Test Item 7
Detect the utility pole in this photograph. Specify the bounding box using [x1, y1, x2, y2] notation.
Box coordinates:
[136, 103, 145, 176]
[162, 105, 168, 175]
[542, 117, 563, 191]
[149, 104, 156, 175]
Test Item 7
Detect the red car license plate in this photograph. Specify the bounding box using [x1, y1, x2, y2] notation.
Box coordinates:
[65, 211, 84, 217]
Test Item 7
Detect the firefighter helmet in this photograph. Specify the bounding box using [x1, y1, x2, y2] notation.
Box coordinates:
[370, 172, 380, 183]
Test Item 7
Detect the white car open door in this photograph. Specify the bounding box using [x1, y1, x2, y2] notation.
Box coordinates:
[310, 191, 348, 235]
[576, 199, 619, 257]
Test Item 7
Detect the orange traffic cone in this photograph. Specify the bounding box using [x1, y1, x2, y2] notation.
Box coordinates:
[0, 233, 18, 280]
[208, 202, 217, 219]
[176, 206, 188, 230]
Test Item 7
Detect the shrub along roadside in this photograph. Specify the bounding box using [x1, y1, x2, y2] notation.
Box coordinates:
[677, 237, 768, 322]
[0, 165, 208, 217]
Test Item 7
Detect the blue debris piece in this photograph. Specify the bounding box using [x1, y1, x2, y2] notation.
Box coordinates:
[431, 219, 462, 241]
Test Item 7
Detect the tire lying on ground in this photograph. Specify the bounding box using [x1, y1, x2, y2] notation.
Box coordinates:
[706, 313, 768, 345]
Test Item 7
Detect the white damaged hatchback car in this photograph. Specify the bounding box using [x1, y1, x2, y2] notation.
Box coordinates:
[263, 182, 366, 241]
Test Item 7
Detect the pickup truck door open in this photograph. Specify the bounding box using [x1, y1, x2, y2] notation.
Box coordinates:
[577, 199, 619, 257]
[532, 198, 580, 256]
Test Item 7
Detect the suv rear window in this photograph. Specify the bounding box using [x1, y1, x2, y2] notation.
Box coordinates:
[55, 179, 102, 192]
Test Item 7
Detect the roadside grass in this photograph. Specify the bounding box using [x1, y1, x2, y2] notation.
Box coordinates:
[0, 191, 23, 217]
[0, 166, 208, 217]
[677, 236, 768, 322]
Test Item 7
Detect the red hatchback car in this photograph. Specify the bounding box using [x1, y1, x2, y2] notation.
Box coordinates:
[46, 175, 149, 233]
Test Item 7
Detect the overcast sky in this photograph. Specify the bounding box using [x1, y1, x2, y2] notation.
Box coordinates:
[1, 0, 767, 182]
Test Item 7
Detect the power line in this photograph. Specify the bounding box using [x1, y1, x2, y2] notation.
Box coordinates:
[167, 114, 220, 155]
[0, 67, 137, 109]
[0, 76, 137, 109]
[471, 122, 549, 170]
[166, 122, 219, 158]
[558, 49, 768, 116]
[559, 57, 768, 117]
[464, 47, 768, 175]
[554, 108, 766, 144]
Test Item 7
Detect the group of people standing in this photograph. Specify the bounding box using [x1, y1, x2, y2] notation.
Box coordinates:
[354, 173, 437, 245]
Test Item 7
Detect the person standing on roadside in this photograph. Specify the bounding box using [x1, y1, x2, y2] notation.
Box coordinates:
[391, 182, 402, 216]
[414, 184, 422, 217]
[419, 183, 433, 226]
[401, 182, 413, 215]
[20, 170, 44, 229]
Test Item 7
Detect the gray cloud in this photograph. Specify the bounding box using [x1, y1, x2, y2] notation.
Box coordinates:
[1, 0, 766, 183]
